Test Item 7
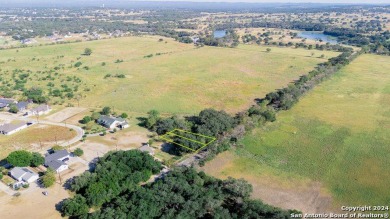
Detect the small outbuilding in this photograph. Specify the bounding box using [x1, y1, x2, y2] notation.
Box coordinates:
[9, 167, 39, 183]
[138, 144, 155, 156]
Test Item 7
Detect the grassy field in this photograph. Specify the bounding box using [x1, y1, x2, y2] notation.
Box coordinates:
[0, 124, 77, 159]
[203, 54, 390, 210]
[0, 36, 338, 114]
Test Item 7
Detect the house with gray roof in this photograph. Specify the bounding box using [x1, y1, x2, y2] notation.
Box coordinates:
[0, 122, 28, 135]
[28, 104, 51, 116]
[9, 167, 39, 183]
[15, 101, 31, 111]
[45, 150, 70, 173]
[0, 98, 17, 108]
[97, 115, 129, 129]
[138, 144, 155, 155]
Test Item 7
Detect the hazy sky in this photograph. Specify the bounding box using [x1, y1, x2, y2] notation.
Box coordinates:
[140, 0, 390, 2]
[1, 0, 389, 4]
[0, 0, 389, 6]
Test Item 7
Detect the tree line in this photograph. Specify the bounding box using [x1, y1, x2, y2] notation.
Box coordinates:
[144, 48, 360, 164]
[60, 150, 298, 218]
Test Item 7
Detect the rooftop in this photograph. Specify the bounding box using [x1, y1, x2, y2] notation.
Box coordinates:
[45, 150, 70, 164]
[0, 122, 27, 133]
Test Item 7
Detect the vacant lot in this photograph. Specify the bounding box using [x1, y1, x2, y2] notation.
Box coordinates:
[0, 124, 77, 159]
[45, 107, 87, 123]
[203, 54, 390, 211]
[0, 36, 338, 114]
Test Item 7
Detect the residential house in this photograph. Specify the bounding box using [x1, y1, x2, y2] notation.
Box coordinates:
[0, 98, 17, 108]
[16, 101, 31, 112]
[28, 104, 51, 116]
[9, 167, 39, 183]
[44, 150, 70, 173]
[0, 122, 28, 135]
[97, 115, 129, 129]
[138, 144, 155, 156]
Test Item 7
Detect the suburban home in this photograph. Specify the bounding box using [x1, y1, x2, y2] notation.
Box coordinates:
[9, 167, 39, 183]
[44, 150, 70, 173]
[28, 104, 51, 116]
[15, 100, 32, 112]
[0, 98, 17, 108]
[138, 144, 155, 155]
[0, 122, 29, 135]
[97, 115, 129, 129]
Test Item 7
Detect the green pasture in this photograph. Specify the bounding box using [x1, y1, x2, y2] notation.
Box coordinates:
[0, 36, 338, 114]
[233, 54, 390, 207]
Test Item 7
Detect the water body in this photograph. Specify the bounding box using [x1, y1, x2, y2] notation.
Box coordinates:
[213, 30, 226, 38]
[297, 31, 338, 44]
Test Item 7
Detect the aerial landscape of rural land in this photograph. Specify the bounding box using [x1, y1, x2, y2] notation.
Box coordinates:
[0, 0, 389, 218]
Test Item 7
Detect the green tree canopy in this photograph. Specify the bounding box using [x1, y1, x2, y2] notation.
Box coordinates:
[101, 107, 111, 115]
[84, 48, 92, 56]
[42, 169, 56, 188]
[30, 152, 45, 167]
[9, 104, 18, 113]
[7, 150, 32, 167]
[61, 194, 89, 217]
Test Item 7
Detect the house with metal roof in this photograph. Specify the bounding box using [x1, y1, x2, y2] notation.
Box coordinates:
[138, 144, 155, 155]
[15, 101, 31, 112]
[97, 115, 129, 129]
[9, 167, 39, 183]
[44, 150, 70, 173]
[28, 104, 51, 116]
[0, 98, 17, 108]
[0, 122, 28, 135]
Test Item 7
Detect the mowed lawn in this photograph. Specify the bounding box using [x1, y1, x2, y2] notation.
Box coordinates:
[0, 36, 338, 114]
[204, 54, 390, 209]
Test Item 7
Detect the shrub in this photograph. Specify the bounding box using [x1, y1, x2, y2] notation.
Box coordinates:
[42, 169, 56, 188]
[52, 145, 64, 151]
[73, 148, 84, 157]
[74, 62, 82, 68]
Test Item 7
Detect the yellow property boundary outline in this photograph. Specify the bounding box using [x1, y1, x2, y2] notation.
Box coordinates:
[160, 129, 216, 153]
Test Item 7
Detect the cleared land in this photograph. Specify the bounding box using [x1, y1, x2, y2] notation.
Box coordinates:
[0, 36, 338, 114]
[0, 124, 77, 159]
[203, 54, 390, 211]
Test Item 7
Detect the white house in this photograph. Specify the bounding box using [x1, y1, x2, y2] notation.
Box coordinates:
[97, 115, 129, 130]
[28, 104, 51, 116]
[0, 122, 29, 135]
[44, 150, 70, 173]
[9, 167, 39, 183]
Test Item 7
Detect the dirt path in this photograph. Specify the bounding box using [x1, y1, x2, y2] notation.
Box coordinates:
[45, 107, 87, 123]
[0, 183, 68, 219]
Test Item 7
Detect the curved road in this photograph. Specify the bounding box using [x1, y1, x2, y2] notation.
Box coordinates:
[38, 120, 84, 146]
[0, 112, 84, 147]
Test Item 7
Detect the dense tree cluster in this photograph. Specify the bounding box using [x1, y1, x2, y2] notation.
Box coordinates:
[62, 165, 298, 218]
[62, 150, 162, 215]
[6, 150, 44, 167]
[263, 51, 356, 111]
[147, 109, 236, 155]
